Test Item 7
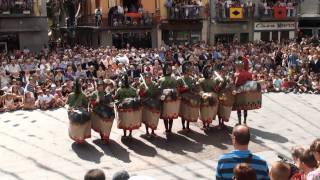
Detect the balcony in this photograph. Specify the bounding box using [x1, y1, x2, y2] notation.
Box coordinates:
[256, 5, 298, 20]
[77, 12, 156, 30]
[0, 1, 35, 16]
[167, 5, 205, 21]
[215, 5, 254, 22]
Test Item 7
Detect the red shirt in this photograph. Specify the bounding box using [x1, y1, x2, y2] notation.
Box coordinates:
[243, 58, 249, 71]
[235, 71, 252, 87]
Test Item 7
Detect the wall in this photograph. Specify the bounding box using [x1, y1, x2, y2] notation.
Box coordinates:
[0, 16, 48, 52]
[19, 31, 48, 52]
[209, 22, 252, 44]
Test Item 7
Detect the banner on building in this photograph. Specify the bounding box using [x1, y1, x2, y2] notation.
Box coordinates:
[230, 7, 243, 19]
[274, 6, 287, 19]
[254, 22, 296, 31]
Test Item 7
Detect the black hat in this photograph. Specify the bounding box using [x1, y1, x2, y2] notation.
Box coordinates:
[202, 65, 212, 79]
[162, 62, 172, 76]
[121, 74, 129, 88]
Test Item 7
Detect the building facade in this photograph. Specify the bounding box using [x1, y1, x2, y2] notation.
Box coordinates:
[0, 0, 48, 53]
[69, 0, 159, 48]
[68, 0, 209, 48]
[298, 0, 320, 38]
[209, 0, 300, 44]
[159, 0, 209, 46]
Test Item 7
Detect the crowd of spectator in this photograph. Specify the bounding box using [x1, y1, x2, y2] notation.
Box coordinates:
[215, 0, 255, 19]
[107, 3, 153, 27]
[165, 0, 204, 19]
[258, 0, 299, 18]
[0, 37, 319, 112]
[82, 126, 320, 180]
[216, 125, 320, 180]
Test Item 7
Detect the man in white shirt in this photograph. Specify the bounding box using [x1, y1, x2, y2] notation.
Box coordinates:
[0, 71, 10, 89]
[37, 90, 47, 109]
[44, 89, 55, 108]
[6, 60, 21, 76]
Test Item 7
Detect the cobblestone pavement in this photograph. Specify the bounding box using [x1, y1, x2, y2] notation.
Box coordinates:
[0, 93, 319, 180]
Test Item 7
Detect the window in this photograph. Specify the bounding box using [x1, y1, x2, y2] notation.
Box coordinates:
[261, 31, 270, 42]
[280, 31, 289, 41]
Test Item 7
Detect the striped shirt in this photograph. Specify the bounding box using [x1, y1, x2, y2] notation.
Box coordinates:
[216, 150, 269, 180]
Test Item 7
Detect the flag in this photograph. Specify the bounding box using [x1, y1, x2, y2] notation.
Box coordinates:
[230, 7, 243, 19]
[274, 6, 286, 19]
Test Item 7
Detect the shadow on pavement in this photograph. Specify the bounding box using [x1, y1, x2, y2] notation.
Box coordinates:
[182, 129, 231, 150]
[249, 126, 289, 144]
[108, 139, 132, 163]
[121, 137, 157, 157]
[142, 133, 204, 155]
[71, 142, 103, 163]
[93, 139, 131, 163]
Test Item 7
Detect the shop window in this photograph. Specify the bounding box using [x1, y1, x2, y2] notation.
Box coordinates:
[261, 31, 270, 42]
[0, 33, 19, 53]
[240, 33, 249, 43]
[162, 30, 201, 45]
[215, 34, 235, 44]
[300, 29, 313, 37]
[272, 31, 278, 42]
[0, 42, 7, 53]
[112, 32, 151, 49]
[281, 31, 289, 41]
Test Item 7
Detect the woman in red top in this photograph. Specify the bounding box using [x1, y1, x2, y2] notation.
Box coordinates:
[234, 61, 253, 125]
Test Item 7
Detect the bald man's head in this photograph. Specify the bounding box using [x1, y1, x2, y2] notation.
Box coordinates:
[232, 125, 250, 146]
[270, 161, 290, 180]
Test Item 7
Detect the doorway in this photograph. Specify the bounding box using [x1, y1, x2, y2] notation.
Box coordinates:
[215, 34, 235, 44]
[123, 0, 140, 13]
[112, 31, 152, 49]
[0, 33, 19, 53]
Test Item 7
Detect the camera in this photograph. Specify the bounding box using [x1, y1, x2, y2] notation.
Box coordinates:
[278, 154, 300, 178]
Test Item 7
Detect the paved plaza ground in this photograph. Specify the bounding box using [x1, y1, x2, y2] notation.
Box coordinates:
[0, 93, 319, 180]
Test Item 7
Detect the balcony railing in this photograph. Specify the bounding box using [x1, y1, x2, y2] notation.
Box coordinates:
[78, 12, 156, 29]
[215, 5, 254, 21]
[257, 5, 298, 20]
[167, 5, 205, 20]
[0, 1, 34, 16]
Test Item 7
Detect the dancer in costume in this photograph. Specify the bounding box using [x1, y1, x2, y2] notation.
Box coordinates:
[139, 72, 161, 136]
[90, 80, 115, 143]
[159, 63, 180, 134]
[217, 71, 236, 128]
[233, 60, 262, 125]
[114, 74, 142, 138]
[177, 61, 200, 132]
[198, 65, 219, 130]
[67, 78, 91, 144]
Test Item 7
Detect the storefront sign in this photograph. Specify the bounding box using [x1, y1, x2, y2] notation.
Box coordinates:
[254, 22, 296, 31]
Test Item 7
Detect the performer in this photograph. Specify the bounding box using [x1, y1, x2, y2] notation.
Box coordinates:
[139, 72, 161, 136]
[198, 65, 219, 130]
[159, 63, 180, 134]
[217, 72, 236, 128]
[233, 60, 262, 125]
[67, 78, 91, 144]
[90, 80, 115, 144]
[177, 61, 200, 132]
[114, 74, 142, 138]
